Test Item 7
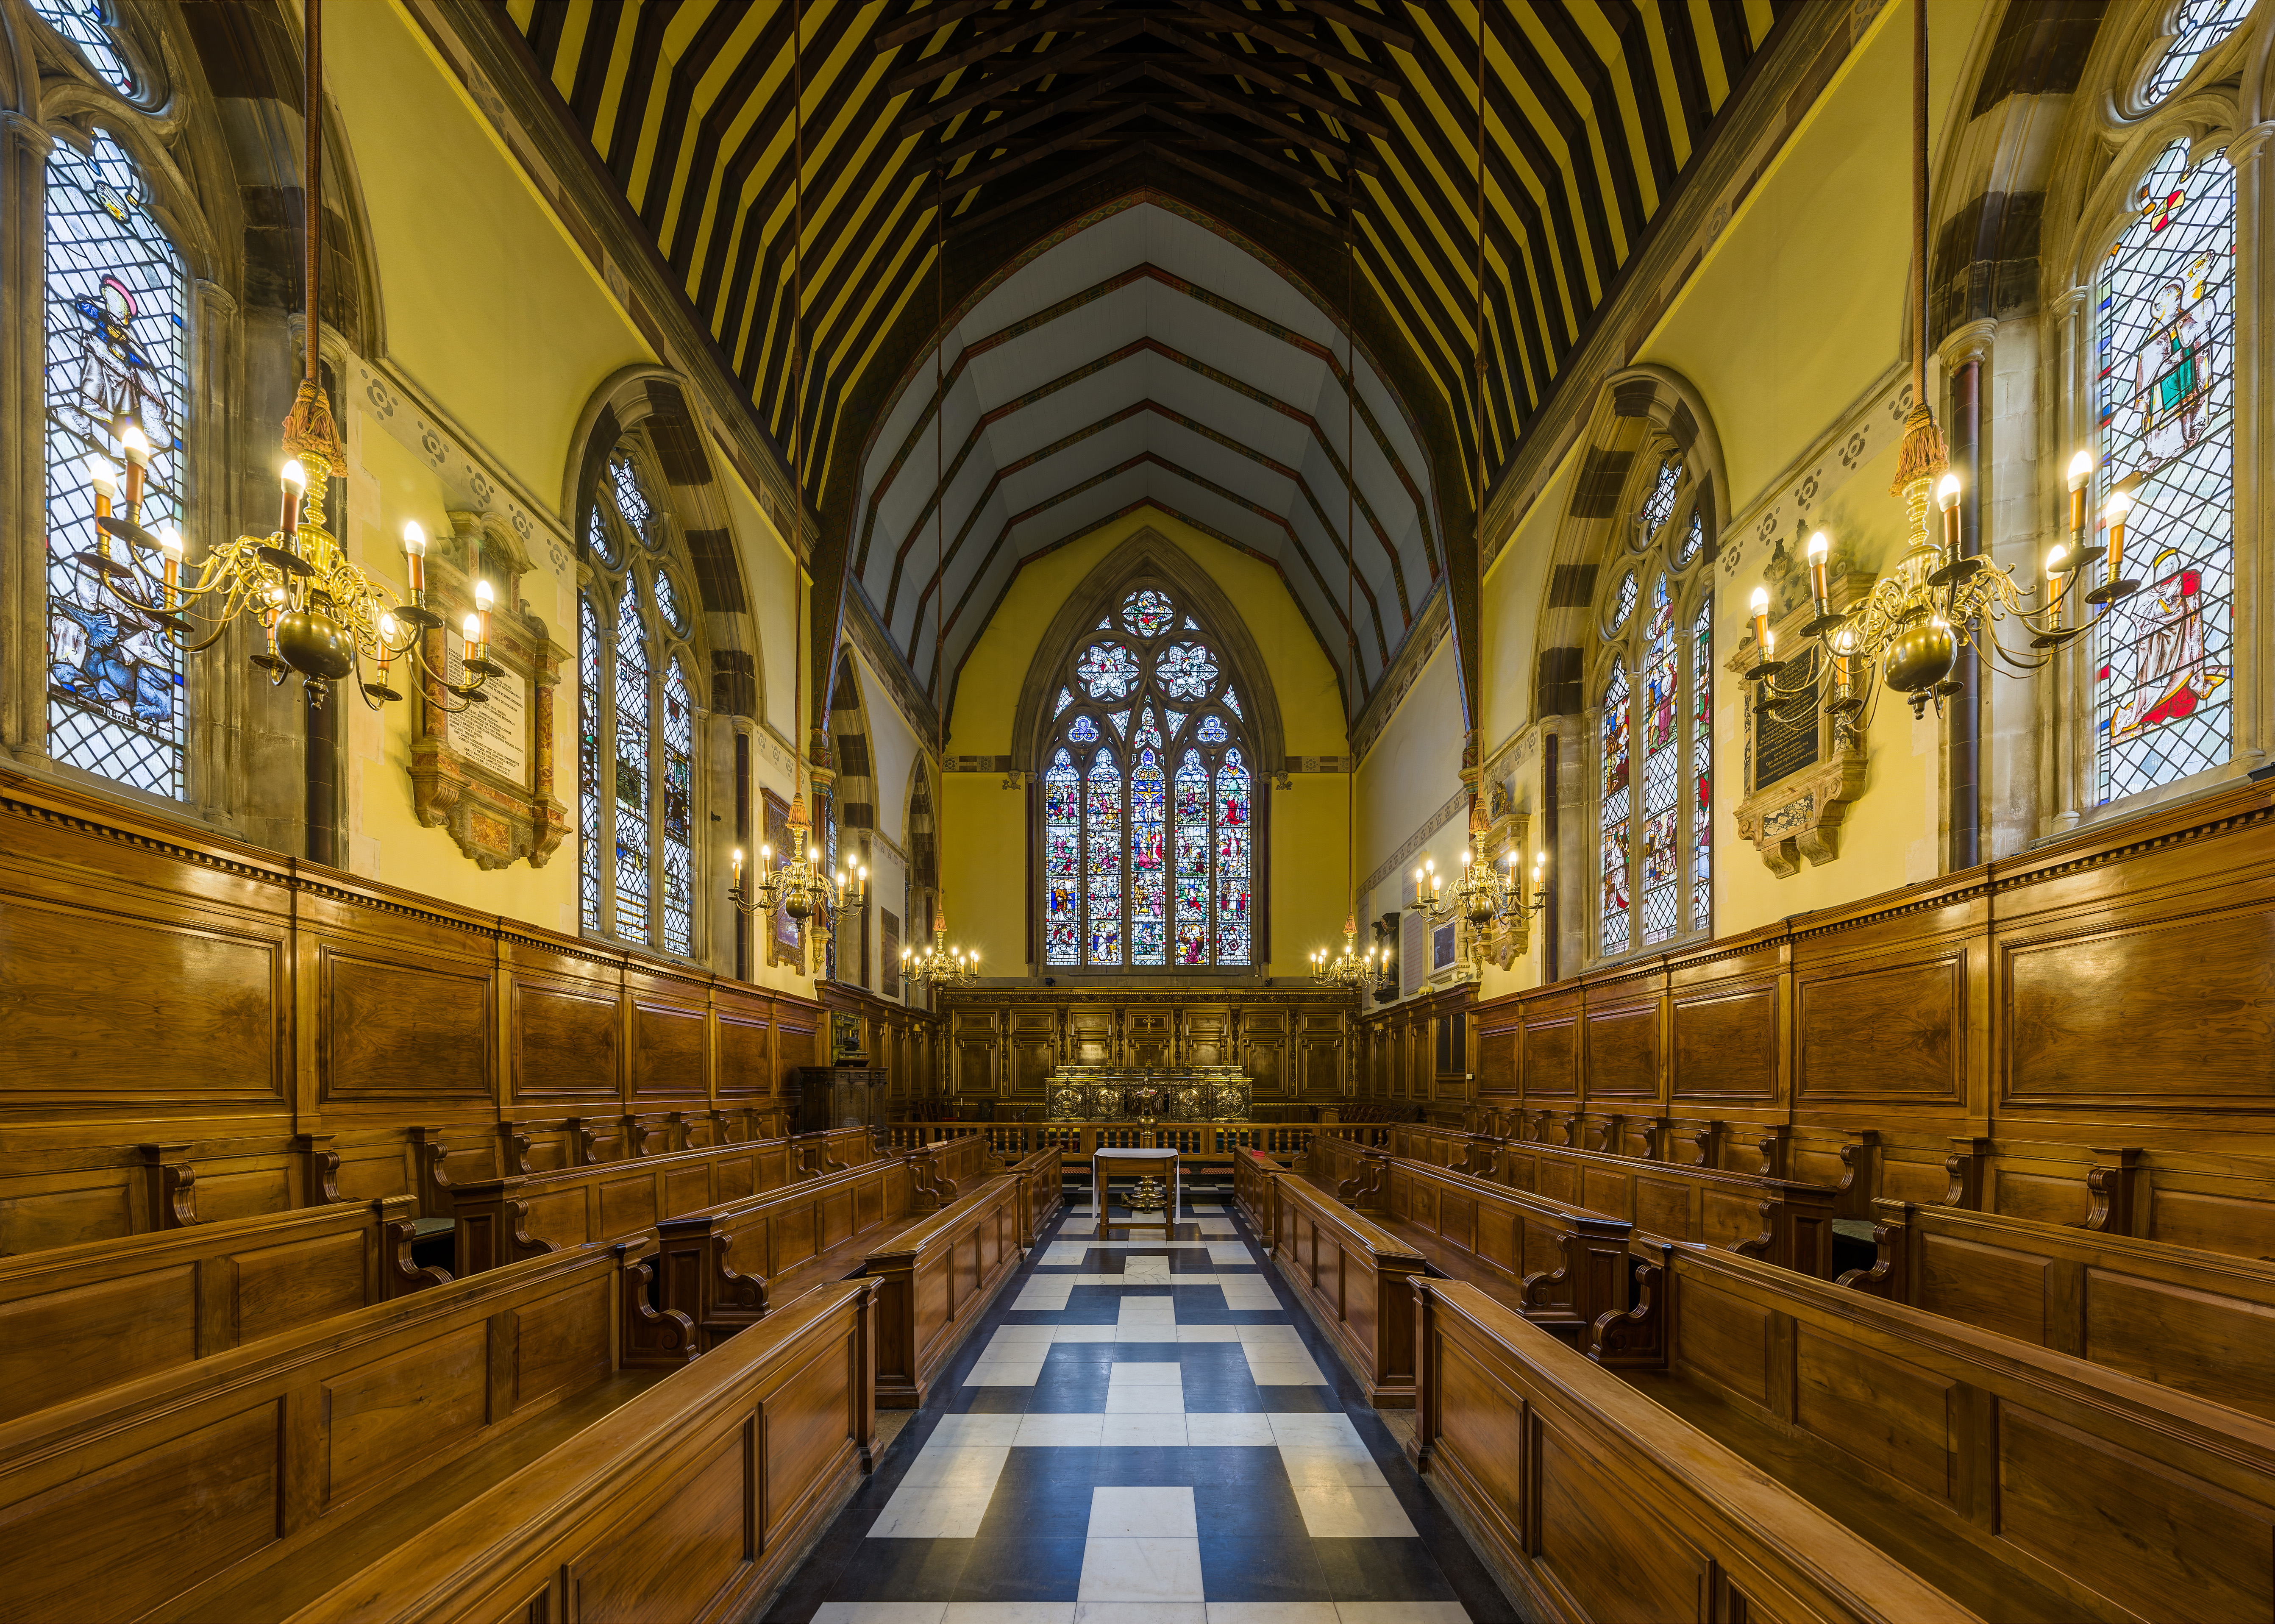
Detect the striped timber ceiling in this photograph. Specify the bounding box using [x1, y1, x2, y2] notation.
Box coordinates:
[495, 0, 1791, 722]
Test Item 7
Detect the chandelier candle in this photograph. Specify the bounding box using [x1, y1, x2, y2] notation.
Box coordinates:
[118, 423, 148, 512]
[280, 459, 305, 542]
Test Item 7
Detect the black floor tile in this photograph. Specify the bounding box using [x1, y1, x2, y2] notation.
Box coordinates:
[825, 1536, 973, 1602]
[1199, 1535, 1334, 1602]
[1314, 1536, 1460, 1602]
[1195, 1474, 1310, 1541]
[1088, 1445, 1209, 1483]
[953, 1534, 1088, 1601]
[1253, 1386, 1338, 1413]
[946, 1385, 1032, 1413]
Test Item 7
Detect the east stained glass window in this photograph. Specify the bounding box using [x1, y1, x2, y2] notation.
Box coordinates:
[1596, 466, 1713, 958]
[2093, 140, 2234, 804]
[2142, 0, 2255, 103]
[45, 132, 185, 798]
[1041, 586, 1259, 968]
[579, 439, 706, 954]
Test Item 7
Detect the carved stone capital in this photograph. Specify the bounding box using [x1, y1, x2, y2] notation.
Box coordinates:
[1936, 316, 1997, 374]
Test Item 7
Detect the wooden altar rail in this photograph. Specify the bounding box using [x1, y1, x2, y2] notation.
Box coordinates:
[1408, 1281, 1980, 1624]
[1267, 1169, 1424, 1406]
[889, 1121, 1340, 1162]
[448, 1126, 884, 1276]
[1389, 776, 2275, 1263]
[1844, 1196, 2275, 1422]
[1604, 1237, 2275, 1623]
[0, 1237, 706, 1624]
[0, 1194, 445, 1425]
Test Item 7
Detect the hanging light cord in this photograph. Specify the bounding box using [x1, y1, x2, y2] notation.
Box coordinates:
[791, 2, 805, 823]
[303, 0, 323, 389]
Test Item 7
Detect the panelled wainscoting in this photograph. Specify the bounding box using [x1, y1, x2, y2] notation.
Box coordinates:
[0, 765, 939, 1252]
[1353, 778, 2275, 1259]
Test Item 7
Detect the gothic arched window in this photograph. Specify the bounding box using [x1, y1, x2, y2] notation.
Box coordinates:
[29, 2, 146, 100]
[2141, 0, 2256, 103]
[578, 440, 704, 955]
[2091, 139, 2234, 804]
[44, 131, 186, 798]
[1041, 585, 1256, 967]
[1595, 455, 1713, 959]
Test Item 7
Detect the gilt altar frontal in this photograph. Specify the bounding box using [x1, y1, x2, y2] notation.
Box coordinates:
[1046, 1067, 1252, 1121]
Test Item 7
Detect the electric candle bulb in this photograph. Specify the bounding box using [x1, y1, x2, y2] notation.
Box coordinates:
[1806, 531, 1832, 615]
[2066, 450, 2094, 490]
[1936, 472, 1962, 511]
[461, 612, 482, 653]
[118, 423, 149, 512]
[473, 578, 495, 645]
[2104, 489, 2133, 584]
[402, 520, 428, 595]
[1749, 585, 1771, 653]
[85, 455, 117, 509]
[733, 848, 744, 885]
[1763, 627, 1776, 661]
[759, 843, 772, 861]
[1937, 472, 1963, 557]
[2046, 542, 2069, 580]
[376, 612, 399, 677]
[157, 524, 184, 564]
[279, 459, 306, 542]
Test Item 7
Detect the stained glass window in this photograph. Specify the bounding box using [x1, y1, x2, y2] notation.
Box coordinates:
[1040, 583, 1260, 968]
[609, 449, 654, 540]
[1599, 659, 1632, 956]
[2142, 0, 2255, 102]
[661, 660, 694, 955]
[1222, 687, 1242, 719]
[44, 132, 184, 797]
[1690, 598, 1713, 933]
[31, 2, 139, 98]
[579, 594, 603, 931]
[1596, 460, 1713, 957]
[1641, 460, 1682, 537]
[2093, 140, 2234, 804]
[579, 437, 707, 954]
[1640, 578, 1680, 944]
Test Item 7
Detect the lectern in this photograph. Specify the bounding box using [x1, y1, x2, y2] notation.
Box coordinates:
[1091, 1146, 1179, 1241]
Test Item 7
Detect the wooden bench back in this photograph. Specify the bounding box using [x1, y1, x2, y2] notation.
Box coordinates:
[1411, 1279, 1980, 1624]
[267, 1278, 878, 1624]
[1270, 1170, 1424, 1405]
[1003, 1144, 1064, 1245]
[868, 1174, 1026, 1408]
[1374, 1151, 1634, 1331]
[654, 1154, 917, 1341]
[0, 1239, 676, 1624]
[1656, 1239, 2275, 1624]
[0, 1193, 439, 1425]
[449, 1126, 876, 1274]
[1849, 1196, 2275, 1422]
[1233, 1146, 1279, 1237]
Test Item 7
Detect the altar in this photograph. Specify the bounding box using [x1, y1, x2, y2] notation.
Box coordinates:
[1047, 1066, 1251, 1122]
[1091, 1146, 1178, 1241]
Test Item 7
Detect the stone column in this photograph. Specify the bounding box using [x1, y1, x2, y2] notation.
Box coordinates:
[0, 112, 53, 764]
[2227, 122, 2275, 776]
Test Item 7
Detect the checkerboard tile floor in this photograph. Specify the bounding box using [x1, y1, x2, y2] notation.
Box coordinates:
[761, 1199, 1519, 1624]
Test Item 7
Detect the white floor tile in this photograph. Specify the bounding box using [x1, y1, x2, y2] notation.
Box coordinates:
[1014, 1282, 1074, 1311]
[1195, 1219, 1238, 1235]
[870, 1479, 993, 1538]
[928, 1415, 1026, 1446]
[1103, 1386, 1187, 1413]
[1265, 1412, 1366, 1447]
[1184, 1411, 1276, 1445]
[1237, 1325, 1307, 1346]
[1207, 1244, 1256, 1265]
[1013, 1413, 1106, 1447]
[1116, 1296, 1176, 1324]
[1192, 1204, 1225, 1212]
[1052, 1323, 1118, 1342]
[1276, 1444, 1389, 1487]
[1217, 1284, 1279, 1309]
[899, 1444, 1011, 1486]
[1075, 1606, 1206, 1624]
[1087, 1485, 1199, 1538]
[1109, 1361, 1184, 1385]
[1175, 1324, 1241, 1342]
[944, 1606, 1078, 1624]
[1207, 1606, 1340, 1624]
[1244, 1357, 1329, 1387]
[1335, 1606, 1471, 1624]
[1101, 1414, 1189, 1447]
[988, 1326, 1059, 1349]
[964, 1358, 1048, 1386]
[812, 1605, 948, 1624]
[1120, 1255, 1173, 1280]
[1115, 1324, 1180, 1342]
[1077, 1536, 1206, 1601]
[1289, 1483, 1418, 1538]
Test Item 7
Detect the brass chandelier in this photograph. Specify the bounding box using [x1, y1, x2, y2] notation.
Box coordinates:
[729, 0, 864, 951]
[70, 0, 495, 715]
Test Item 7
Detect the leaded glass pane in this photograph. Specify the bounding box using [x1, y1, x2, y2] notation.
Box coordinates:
[1107, 709, 1129, 736]
[614, 584, 652, 943]
[1085, 748, 1123, 964]
[1599, 660, 1631, 956]
[45, 133, 184, 798]
[2143, 0, 2255, 102]
[1175, 748, 1210, 965]
[1641, 459, 1681, 537]
[587, 499, 618, 566]
[1213, 748, 1252, 964]
[1078, 642, 1140, 699]
[1122, 588, 1176, 638]
[31, 1, 137, 97]
[655, 569, 689, 634]
[1130, 747, 1167, 965]
[1641, 577, 1679, 945]
[609, 448, 654, 540]
[661, 659, 694, 956]
[1679, 511, 1703, 564]
[1044, 749, 1080, 965]
[1069, 714, 1099, 743]
[1197, 715, 1229, 744]
[1221, 687, 1242, 719]
[2094, 141, 2234, 804]
[1159, 642, 1219, 699]
[1135, 705, 1163, 749]
[1610, 571, 1637, 631]
[1690, 598, 1713, 934]
[579, 593, 603, 932]
[1054, 686, 1074, 717]
[1165, 709, 1187, 736]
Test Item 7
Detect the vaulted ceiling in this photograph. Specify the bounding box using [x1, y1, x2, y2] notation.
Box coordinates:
[495, 0, 1791, 727]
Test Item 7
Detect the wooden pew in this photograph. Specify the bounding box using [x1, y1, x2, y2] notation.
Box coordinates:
[0, 1194, 442, 1425]
[870, 1173, 1028, 1408]
[0, 1236, 700, 1624]
[448, 1125, 882, 1274]
[258, 1278, 876, 1624]
[1607, 1237, 2275, 1623]
[1005, 1144, 1065, 1245]
[1844, 1196, 2275, 1422]
[1234, 1145, 1279, 1239]
[654, 1153, 918, 1348]
[1408, 1279, 1980, 1624]
[1268, 1168, 1424, 1406]
[903, 1129, 991, 1209]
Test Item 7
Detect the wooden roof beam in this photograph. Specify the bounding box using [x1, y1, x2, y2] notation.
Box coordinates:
[887, 0, 1113, 95]
[929, 61, 1147, 164]
[934, 100, 1150, 193]
[898, 15, 1144, 133]
[1142, 21, 1391, 139]
[1142, 60, 1379, 174]
[1184, 0, 1402, 97]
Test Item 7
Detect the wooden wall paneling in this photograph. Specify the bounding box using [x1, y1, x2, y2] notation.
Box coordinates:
[776, 996, 820, 1096]
[1296, 1007, 1345, 1099]
[626, 961, 711, 1102]
[1520, 986, 1581, 1100]
[1010, 1005, 1060, 1098]
[1791, 900, 1974, 1116]
[952, 1006, 1001, 1098]
[1183, 1004, 1232, 1066]
[1126, 1007, 1174, 1068]
[504, 932, 625, 1107]
[716, 988, 776, 1105]
[1241, 1005, 1289, 1098]
[1666, 940, 1784, 1121]
[1580, 965, 1662, 1103]
[1475, 1004, 1521, 1101]
[1068, 1004, 1118, 1065]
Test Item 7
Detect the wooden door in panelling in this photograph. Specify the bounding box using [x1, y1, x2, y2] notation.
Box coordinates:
[1010, 1007, 1060, 1096]
[1126, 1008, 1174, 1068]
[1297, 1009, 1343, 1098]
[1183, 1006, 1232, 1066]
[1068, 1006, 1117, 1065]
[953, 1007, 1000, 1096]
[1241, 1007, 1288, 1098]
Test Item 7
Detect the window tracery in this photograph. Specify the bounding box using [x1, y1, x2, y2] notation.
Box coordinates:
[2142, 0, 2256, 103]
[2091, 139, 2234, 804]
[578, 442, 704, 954]
[30, 1, 143, 100]
[1040, 584, 1258, 968]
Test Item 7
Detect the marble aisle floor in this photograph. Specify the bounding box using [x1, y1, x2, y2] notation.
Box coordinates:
[759, 1188, 1522, 1624]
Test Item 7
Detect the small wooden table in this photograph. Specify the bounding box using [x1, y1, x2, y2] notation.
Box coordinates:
[1092, 1147, 1179, 1240]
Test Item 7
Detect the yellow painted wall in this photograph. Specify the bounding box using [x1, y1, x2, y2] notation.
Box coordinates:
[940, 506, 1350, 976]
